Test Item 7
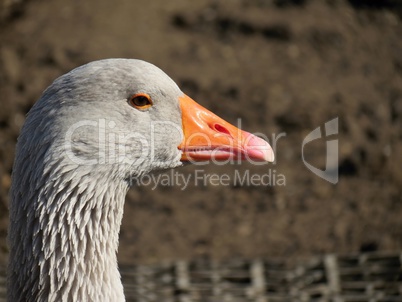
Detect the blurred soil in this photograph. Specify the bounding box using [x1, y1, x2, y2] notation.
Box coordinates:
[0, 0, 401, 265]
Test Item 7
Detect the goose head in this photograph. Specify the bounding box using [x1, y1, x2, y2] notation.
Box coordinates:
[8, 59, 274, 301]
[38, 59, 274, 180]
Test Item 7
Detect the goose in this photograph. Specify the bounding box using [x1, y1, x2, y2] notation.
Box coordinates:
[7, 59, 274, 301]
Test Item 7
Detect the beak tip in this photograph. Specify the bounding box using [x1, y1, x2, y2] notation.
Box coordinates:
[251, 145, 275, 162]
[264, 149, 275, 162]
[244, 133, 275, 162]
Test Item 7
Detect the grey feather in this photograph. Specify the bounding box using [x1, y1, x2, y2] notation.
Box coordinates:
[8, 59, 184, 301]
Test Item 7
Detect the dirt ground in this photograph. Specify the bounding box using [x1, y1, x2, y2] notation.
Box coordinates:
[0, 0, 401, 265]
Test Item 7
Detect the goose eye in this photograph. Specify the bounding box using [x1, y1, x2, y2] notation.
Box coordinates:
[128, 93, 153, 109]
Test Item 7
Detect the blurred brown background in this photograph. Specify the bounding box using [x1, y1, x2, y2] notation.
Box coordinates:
[0, 0, 401, 266]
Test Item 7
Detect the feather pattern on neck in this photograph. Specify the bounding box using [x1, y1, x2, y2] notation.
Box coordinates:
[9, 152, 129, 301]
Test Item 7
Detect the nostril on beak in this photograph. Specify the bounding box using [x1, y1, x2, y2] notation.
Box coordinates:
[212, 123, 232, 137]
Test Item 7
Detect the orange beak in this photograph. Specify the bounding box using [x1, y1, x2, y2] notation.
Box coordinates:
[178, 94, 275, 162]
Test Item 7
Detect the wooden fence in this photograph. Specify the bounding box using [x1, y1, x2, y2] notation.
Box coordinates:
[1, 252, 401, 301]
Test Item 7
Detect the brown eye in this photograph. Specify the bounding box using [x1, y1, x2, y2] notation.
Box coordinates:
[128, 93, 153, 110]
